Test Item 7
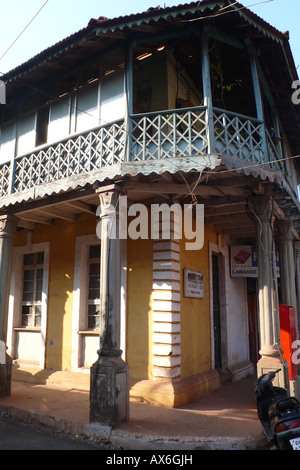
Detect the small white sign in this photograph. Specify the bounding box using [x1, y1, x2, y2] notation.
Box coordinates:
[290, 437, 300, 450]
[184, 269, 204, 298]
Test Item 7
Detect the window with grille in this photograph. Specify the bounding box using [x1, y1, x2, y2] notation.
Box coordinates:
[21, 252, 44, 328]
[87, 245, 101, 330]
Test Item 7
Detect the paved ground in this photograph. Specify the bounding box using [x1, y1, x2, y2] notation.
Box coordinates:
[0, 416, 115, 450]
[0, 374, 269, 450]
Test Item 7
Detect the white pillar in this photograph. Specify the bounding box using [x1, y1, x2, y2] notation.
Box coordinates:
[0, 215, 18, 397]
[90, 186, 129, 426]
[276, 220, 300, 398]
[294, 241, 300, 334]
[276, 220, 297, 311]
[249, 196, 289, 388]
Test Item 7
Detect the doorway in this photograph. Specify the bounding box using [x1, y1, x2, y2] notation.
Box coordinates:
[212, 252, 222, 369]
[247, 278, 259, 366]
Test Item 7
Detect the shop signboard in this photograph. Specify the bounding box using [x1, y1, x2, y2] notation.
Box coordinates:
[230, 245, 279, 278]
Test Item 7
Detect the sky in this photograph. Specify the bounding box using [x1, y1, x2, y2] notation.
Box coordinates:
[0, 0, 299, 76]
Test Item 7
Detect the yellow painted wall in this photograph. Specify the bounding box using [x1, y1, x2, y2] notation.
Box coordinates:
[126, 218, 220, 381]
[13, 214, 97, 371]
[180, 224, 219, 379]
[14, 213, 154, 379]
[126, 236, 153, 381]
[13, 212, 221, 382]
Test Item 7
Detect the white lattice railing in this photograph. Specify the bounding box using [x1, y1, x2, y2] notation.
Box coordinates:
[0, 106, 291, 198]
[130, 106, 208, 161]
[0, 163, 10, 197]
[13, 120, 126, 193]
[213, 107, 265, 162]
[265, 129, 284, 172]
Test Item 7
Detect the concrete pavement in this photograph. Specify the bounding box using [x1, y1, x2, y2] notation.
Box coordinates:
[0, 366, 269, 450]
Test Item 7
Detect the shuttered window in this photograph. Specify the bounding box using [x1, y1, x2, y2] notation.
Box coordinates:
[87, 245, 101, 330]
[21, 252, 44, 328]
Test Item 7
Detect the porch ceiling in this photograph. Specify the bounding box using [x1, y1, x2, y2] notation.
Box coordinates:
[122, 166, 263, 243]
[2, 156, 295, 245]
[7, 188, 100, 231]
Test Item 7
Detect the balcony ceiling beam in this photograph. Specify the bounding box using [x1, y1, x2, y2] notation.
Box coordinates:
[8, 187, 97, 217]
[17, 220, 37, 231]
[19, 215, 53, 226]
[125, 181, 255, 198]
[205, 213, 252, 226]
[216, 224, 255, 233]
[36, 208, 76, 222]
[205, 205, 246, 218]
[65, 200, 96, 215]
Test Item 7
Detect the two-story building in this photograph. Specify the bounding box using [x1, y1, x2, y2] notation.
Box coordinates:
[1, 0, 300, 424]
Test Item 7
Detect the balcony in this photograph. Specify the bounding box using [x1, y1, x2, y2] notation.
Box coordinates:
[0, 106, 289, 200]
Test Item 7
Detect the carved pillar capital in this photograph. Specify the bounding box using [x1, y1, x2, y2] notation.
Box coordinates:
[96, 185, 120, 220]
[276, 219, 294, 243]
[0, 215, 18, 239]
[248, 195, 274, 223]
[294, 240, 300, 256]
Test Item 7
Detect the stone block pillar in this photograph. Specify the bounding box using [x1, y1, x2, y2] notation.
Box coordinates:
[0, 215, 18, 397]
[152, 239, 181, 380]
[90, 186, 129, 426]
[249, 196, 289, 390]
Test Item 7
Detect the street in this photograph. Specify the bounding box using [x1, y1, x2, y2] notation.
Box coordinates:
[0, 416, 116, 450]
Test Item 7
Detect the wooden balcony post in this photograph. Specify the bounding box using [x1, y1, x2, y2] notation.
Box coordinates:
[245, 41, 268, 161]
[125, 41, 134, 162]
[201, 33, 215, 154]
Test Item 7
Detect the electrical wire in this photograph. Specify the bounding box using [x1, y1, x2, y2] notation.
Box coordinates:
[184, 0, 276, 23]
[0, 0, 50, 63]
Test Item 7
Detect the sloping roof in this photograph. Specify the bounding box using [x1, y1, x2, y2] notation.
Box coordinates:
[2, 0, 298, 83]
[1, 1, 300, 161]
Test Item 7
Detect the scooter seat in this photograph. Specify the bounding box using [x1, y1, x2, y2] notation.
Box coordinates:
[268, 397, 300, 418]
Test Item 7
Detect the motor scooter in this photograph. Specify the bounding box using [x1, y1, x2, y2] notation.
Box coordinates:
[255, 369, 300, 450]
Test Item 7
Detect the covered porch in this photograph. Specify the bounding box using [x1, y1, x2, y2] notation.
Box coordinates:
[0, 151, 298, 419]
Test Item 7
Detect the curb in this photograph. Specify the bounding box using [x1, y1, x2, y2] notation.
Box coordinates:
[0, 403, 269, 451]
